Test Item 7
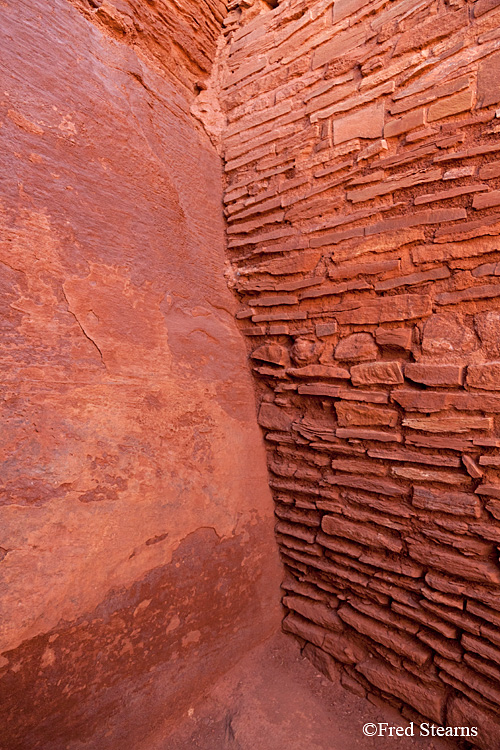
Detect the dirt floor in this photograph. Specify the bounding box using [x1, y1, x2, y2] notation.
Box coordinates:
[156, 633, 451, 750]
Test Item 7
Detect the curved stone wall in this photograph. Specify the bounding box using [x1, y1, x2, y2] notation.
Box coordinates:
[220, 0, 500, 743]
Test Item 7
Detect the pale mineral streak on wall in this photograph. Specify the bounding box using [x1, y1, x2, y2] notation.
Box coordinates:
[219, 0, 500, 743]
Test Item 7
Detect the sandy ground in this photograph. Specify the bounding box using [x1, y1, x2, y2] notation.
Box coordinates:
[159, 633, 452, 750]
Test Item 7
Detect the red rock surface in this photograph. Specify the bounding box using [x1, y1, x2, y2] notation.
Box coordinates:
[0, 1, 281, 748]
[5, 0, 500, 746]
[220, 0, 500, 744]
[158, 633, 449, 750]
[67, 0, 226, 92]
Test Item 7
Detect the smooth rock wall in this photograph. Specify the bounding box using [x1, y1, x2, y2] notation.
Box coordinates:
[0, 2, 281, 748]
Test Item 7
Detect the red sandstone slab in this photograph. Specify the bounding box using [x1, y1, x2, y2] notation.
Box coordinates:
[421, 598, 482, 634]
[368, 448, 460, 468]
[336, 402, 398, 428]
[283, 594, 343, 631]
[322, 515, 403, 553]
[475, 484, 500, 499]
[375, 328, 413, 350]
[448, 695, 500, 750]
[276, 520, 316, 544]
[346, 168, 440, 203]
[312, 26, 367, 69]
[309, 227, 364, 247]
[360, 548, 421, 577]
[330, 457, 387, 475]
[477, 50, 500, 108]
[298, 280, 369, 299]
[244, 253, 321, 276]
[226, 101, 292, 138]
[223, 56, 267, 89]
[384, 109, 425, 139]
[229, 196, 282, 221]
[479, 160, 500, 179]
[434, 142, 500, 164]
[327, 82, 395, 120]
[275, 531, 323, 557]
[282, 613, 325, 648]
[404, 363, 464, 387]
[474, 0, 500, 14]
[392, 602, 457, 639]
[435, 215, 500, 243]
[475, 437, 500, 447]
[436, 656, 500, 708]
[275, 504, 321, 527]
[322, 628, 367, 664]
[275, 276, 325, 292]
[406, 434, 474, 451]
[392, 389, 500, 413]
[333, 0, 371, 22]
[414, 184, 488, 206]
[228, 226, 296, 249]
[329, 259, 399, 280]
[339, 501, 407, 532]
[393, 7, 467, 57]
[251, 343, 288, 366]
[390, 77, 470, 116]
[252, 311, 308, 322]
[392, 466, 463, 485]
[437, 284, 500, 306]
[304, 80, 357, 117]
[334, 333, 378, 362]
[248, 294, 299, 306]
[409, 540, 500, 584]
[259, 403, 293, 431]
[356, 658, 446, 723]
[418, 629, 462, 661]
[365, 208, 467, 236]
[240, 325, 267, 336]
[473, 189, 500, 210]
[335, 295, 432, 325]
[315, 322, 337, 338]
[351, 362, 404, 386]
[325, 473, 406, 497]
[472, 261, 500, 277]
[412, 487, 481, 518]
[336, 428, 402, 442]
[403, 416, 493, 433]
[287, 365, 350, 379]
[427, 89, 474, 122]
[337, 388, 389, 404]
[333, 103, 385, 145]
[298, 383, 341, 397]
[462, 455, 483, 479]
[412, 236, 500, 263]
[339, 605, 431, 665]
[375, 266, 450, 292]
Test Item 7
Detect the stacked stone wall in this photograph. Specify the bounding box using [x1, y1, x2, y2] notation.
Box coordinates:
[220, 0, 500, 741]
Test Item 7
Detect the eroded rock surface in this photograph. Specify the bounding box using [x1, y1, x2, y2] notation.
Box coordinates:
[0, 1, 280, 748]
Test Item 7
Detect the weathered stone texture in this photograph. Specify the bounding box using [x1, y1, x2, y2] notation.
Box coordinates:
[68, 0, 226, 92]
[221, 0, 500, 743]
[5, 0, 500, 744]
[0, 1, 281, 749]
